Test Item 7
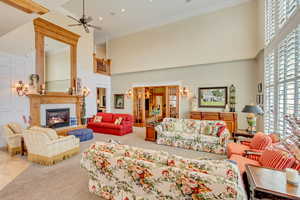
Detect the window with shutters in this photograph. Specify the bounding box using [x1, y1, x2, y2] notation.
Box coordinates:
[264, 0, 300, 136]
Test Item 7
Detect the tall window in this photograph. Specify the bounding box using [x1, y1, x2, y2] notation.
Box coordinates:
[264, 0, 300, 136]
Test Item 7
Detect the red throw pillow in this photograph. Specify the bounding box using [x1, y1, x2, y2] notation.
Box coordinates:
[250, 132, 272, 150]
[217, 126, 226, 137]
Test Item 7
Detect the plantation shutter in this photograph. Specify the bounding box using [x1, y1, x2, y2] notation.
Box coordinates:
[264, 0, 300, 136]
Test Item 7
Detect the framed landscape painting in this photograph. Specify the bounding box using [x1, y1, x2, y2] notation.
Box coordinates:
[198, 87, 227, 108]
[114, 94, 125, 109]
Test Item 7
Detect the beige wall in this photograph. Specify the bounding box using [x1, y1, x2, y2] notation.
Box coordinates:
[96, 44, 106, 58]
[109, 1, 259, 74]
[256, 0, 265, 52]
[111, 58, 259, 129]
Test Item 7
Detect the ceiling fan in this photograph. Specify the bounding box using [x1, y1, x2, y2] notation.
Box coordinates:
[67, 0, 101, 33]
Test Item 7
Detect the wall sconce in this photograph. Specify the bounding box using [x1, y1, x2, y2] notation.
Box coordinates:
[15, 81, 28, 96]
[82, 86, 90, 97]
[125, 88, 133, 98]
[179, 87, 189, 96]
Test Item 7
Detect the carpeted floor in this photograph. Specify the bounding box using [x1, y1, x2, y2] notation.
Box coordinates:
[0, 127, 225, 200]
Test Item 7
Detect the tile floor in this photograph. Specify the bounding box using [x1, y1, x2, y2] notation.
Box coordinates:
[0, 150, 30, 191]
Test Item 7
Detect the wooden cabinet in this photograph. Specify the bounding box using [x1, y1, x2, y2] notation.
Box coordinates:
[145, 124, 157, 142]
[190, 111, 237, 134]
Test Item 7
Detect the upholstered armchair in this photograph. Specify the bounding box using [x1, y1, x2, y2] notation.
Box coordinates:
[3, 123, 23, 156]
[23, 127, 80, 165]
[227, 132, 273, 158]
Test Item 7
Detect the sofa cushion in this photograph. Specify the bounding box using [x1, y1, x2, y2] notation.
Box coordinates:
[229, 154, 260, 174]
[101, 122, 123, 130]
[250, 132, 272, 150]
[97, 113, 113, 122]
[227, 142, 250, 158]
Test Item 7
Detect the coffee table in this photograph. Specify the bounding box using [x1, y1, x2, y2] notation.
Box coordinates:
[245, 164, 300, 200]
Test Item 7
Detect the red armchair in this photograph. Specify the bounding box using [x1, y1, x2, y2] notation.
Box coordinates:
[230, 148, 295, 174]
[227, 132, 273, 158]
[87, 113, 133, 136]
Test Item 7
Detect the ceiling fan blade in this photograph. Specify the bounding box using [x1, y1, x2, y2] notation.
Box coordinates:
[87, 24, 102, 30]
[83, 25, 90, 33]
[67, 15, 81, 23]
[85, 16, 93, 23]
[68, 24, 82, 27]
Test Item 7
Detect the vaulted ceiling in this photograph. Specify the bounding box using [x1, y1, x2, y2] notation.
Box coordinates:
[0, 0, 250, 42]
[62, 0, 250, 44]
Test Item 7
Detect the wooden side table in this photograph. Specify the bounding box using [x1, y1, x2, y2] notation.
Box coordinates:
[145, 124, 157, 142]
[246, 164, 300, 200]
[233, 129, 255, 142]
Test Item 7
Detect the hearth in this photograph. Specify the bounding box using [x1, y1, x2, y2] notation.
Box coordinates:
[46, 108, 70, 128]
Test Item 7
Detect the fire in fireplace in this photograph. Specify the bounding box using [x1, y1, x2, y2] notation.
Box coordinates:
[46, 108, 70, 128]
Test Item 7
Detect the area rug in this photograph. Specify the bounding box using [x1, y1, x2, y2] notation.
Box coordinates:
[0, 127, 225, 200]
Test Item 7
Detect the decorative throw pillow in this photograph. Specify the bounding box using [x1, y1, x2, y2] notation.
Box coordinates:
[114, 117, 123, 125]
[8, 123, 22, 134]
[93, 116, 103, 123]
[217, 125, 226, 137]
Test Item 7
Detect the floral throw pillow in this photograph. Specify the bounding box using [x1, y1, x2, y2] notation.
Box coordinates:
[114, 117, 123, 125]
[93, 116, 103, 123]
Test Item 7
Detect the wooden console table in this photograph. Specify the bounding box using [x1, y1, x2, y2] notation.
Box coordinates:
[246, 164, 300, 200]
[190, 111, 237, 134]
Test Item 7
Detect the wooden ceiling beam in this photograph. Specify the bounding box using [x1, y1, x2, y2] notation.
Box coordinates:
[1, 0, 49, 15]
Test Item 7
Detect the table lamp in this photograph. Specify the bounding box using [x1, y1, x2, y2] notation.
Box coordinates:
[242, 105, 264, 133]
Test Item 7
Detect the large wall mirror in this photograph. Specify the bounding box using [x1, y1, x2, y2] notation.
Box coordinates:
[45, 37, 71, 92]
[34, 18, 80, 94]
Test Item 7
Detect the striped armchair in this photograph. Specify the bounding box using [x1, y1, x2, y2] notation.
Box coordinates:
[3, 123, 23, 156]
[23, 127, 80, 165]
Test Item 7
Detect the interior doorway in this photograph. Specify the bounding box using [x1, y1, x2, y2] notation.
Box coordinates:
[133, 86, 179, 127]
[96, 88, 106, 113]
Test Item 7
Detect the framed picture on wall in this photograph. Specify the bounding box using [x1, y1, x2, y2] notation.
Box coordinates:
[198, 87, 227, 108]
[114, 94, 125, 109]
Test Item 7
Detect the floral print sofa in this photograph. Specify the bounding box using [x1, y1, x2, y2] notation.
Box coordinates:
[81, 142, 247, 200]
[155, 118, 231, 154]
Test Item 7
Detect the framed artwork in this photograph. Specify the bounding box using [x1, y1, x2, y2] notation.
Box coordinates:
[198, 87, 228, 108]
[114, 94, 125, 109]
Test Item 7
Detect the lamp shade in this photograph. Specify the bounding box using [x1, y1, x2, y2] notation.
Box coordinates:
[242, 105, 264, 115]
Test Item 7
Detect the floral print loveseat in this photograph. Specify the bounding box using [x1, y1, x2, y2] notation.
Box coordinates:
[81, 142, 247, 200]
[155, 118, 231, 154]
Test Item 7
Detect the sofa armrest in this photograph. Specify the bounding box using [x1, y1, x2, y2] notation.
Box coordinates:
[122, 120, 133, 126]
[87, 117, 94, 124]
[6, 134, 22, 147]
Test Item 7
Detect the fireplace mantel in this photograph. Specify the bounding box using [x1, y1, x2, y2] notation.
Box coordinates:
[27, 94, 83, 126]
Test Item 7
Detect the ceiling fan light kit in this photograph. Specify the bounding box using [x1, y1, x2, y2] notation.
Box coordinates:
[67, 0, 102, 33]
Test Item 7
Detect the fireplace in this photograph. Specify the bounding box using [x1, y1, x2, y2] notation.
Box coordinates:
[46, 108, 70, 128]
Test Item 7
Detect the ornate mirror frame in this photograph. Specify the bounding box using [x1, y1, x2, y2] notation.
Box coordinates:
[33, 17, 80, 94]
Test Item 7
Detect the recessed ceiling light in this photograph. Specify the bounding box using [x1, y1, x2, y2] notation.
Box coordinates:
[98, 17, 103, 21]
[149, 0, 153, 2]
[121, 8, 126, 12]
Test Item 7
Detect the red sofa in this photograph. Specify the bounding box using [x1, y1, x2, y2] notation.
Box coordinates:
[87, 113, 133, 136]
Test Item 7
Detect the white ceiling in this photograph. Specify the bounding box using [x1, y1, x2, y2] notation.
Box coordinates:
[62, 0, 250, 44]
[0, 2, 36, 37]
[0, 0, 70, 37]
